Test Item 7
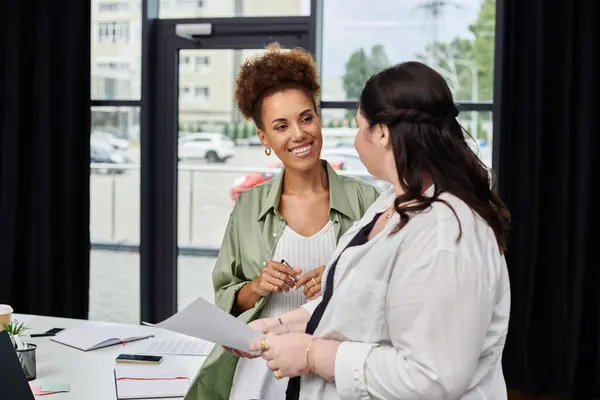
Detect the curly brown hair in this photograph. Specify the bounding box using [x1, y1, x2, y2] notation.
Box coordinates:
[234, 42, 321, 129]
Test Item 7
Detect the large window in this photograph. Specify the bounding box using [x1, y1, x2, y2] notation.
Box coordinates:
[319, 0, 496, 169]
[92, 1, 141, 100]
[321, 0, 495, 103]
[90, 106, 140, 324]
[88, 0, 498, 323]
[90, 0, 142, 323]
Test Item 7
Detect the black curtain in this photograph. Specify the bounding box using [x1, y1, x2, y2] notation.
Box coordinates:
[495, 0, 599, 398]
[0, 1, 91, 319]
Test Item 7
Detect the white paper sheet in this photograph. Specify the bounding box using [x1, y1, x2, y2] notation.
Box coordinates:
[136, 338, 214, 356]
[147, 296, 260, 352]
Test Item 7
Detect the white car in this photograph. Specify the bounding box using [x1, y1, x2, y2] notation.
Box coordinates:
[321, 148, 391, 193]
[178, 132, 235, 163]
[91, 131, 130, 150]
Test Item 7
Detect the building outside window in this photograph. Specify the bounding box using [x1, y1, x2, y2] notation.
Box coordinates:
[98, 21, 130, 44]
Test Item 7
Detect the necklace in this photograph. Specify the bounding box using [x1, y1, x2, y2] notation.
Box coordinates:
[381, 205, 396, 222]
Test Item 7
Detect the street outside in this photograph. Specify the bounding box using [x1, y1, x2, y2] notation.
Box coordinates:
[91, 146, 274, 248]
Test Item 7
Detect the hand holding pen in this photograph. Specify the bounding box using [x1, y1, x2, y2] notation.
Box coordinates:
[251, 259, 302, 297]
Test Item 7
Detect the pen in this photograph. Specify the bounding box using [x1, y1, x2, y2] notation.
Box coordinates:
[280, 259, 297, 289]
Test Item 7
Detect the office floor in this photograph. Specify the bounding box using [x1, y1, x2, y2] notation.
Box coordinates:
[89, 250, 216, 324]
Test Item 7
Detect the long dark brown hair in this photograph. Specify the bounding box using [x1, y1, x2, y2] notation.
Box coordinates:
[359, 61, 510, 253]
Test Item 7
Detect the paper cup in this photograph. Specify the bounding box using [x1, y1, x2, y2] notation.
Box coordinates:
[0, 304, 14, 330]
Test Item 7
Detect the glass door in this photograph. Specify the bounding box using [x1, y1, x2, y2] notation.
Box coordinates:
[177, 48, 280, 310]
[141, 17, 311, 322]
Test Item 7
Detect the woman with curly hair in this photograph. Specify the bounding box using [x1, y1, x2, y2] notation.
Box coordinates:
[183, 43, 380, 400]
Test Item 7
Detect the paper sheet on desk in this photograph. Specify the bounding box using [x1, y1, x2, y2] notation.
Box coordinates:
[137, 338, 214, 356]
[146, 296, 260, 352]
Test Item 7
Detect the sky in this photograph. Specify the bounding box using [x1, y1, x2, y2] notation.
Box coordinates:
[319, 0, 483, 77]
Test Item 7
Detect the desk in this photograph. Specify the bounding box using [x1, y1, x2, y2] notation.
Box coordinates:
[14, 314, 208, 399]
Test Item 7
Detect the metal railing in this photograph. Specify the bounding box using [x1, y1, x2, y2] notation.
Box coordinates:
[90, 162, 374, 256]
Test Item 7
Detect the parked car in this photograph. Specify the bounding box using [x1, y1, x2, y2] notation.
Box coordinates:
[230, 160, 344, 201]
[321, 148, 390, 192]
[91, 131, 130, 150]
[247, 135, 263, 146]
[178, 132, 235, 163]
[90, 138, 132, 174]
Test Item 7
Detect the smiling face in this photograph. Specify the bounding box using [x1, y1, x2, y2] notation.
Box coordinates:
[257, 88, 322, 172]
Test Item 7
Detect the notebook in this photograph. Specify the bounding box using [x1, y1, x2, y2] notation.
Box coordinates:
[114, 365, 190, 399]
[0, 331, 35, 400]
[51, 324, 153, 351]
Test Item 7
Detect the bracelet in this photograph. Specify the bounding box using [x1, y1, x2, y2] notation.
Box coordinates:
[305, 337, 318, 374]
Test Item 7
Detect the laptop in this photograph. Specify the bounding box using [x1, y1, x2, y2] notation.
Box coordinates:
[0, 330, 35, 400]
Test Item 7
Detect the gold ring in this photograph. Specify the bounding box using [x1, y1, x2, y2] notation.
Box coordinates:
[311, 277, 318, 287]
[263, 261, 267, 267]
[274, 371, 281, 380]
[260, 337, 268, 352]
[276, 270, 281, 278]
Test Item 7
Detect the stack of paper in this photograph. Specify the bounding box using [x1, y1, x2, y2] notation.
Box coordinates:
[136, 338, 214, 356]
[114, 365, 190, 399]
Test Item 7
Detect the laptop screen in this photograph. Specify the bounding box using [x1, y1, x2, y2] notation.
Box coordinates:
[0, 330, 35, 400]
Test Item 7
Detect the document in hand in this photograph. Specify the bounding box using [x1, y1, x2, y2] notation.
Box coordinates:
[51, 324, 153, 351]
[114, 365, 190, 399]
[149, 296, 261, 353]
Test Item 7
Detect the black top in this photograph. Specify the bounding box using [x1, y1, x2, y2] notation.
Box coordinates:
[286, 213, 381, 399]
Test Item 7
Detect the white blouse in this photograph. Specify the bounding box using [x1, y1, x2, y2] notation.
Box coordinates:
[300, 185, 511, 400]
[230, 221, 337, 400]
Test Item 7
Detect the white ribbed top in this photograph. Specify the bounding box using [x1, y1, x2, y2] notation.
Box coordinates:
[229, 221, 337, 400]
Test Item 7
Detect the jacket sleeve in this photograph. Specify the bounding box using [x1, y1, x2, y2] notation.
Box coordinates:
[212, 203, 247, 314]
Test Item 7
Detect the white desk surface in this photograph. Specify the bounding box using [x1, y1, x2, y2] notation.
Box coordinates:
[13, 314, 208, 400]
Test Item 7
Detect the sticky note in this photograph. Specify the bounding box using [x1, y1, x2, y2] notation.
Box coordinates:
[41, 383, 70, 392]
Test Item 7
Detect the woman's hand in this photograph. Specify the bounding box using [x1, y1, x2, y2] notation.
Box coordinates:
[252, 261, 302, 297]
[223, 345, 256, 359]
[295, 266, 326, 300]
[223, 318, 291, 359]
[249, 317, 281, 334]
[249, 333, 314, 378]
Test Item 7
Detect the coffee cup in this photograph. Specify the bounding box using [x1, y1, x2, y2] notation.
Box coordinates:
[0, 304, 14, 330]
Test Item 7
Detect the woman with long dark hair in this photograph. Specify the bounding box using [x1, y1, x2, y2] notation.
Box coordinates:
[240, 61, 511, 399]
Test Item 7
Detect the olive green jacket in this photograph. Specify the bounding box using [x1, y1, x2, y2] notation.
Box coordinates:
[184, 161, 380, 400]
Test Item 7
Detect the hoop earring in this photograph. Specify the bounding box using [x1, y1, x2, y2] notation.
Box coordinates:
[264, 148, 272, 156]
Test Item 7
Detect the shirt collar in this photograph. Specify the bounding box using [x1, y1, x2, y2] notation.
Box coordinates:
[376, 182, 437, 211]
[258, 161, 355, 221]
